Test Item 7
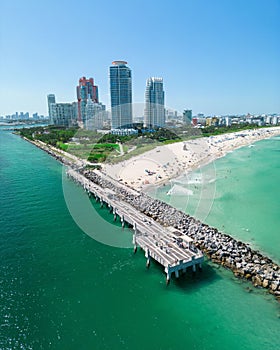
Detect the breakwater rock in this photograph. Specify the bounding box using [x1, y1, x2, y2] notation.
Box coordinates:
[19, 137, 280, 300]
[83, 169, 280, 300]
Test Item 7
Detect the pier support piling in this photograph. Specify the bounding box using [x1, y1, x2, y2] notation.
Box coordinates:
[145, 250, 150, 268]
[166, 273, 170, 285]
[121, 215, 125, 228]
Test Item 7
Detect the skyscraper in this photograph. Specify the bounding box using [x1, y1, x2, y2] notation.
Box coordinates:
[52, 103, 77, 127]
[77, 77, 98, 124]
[85, 98, 106, 130]
[109, 61, 132, 129]
[183, 109, 192, 124]
[144, 77, 165, 128]
[47, 94, 56, 123]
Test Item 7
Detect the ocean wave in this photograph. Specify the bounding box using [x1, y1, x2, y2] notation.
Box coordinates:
[167, 184, 194, 196]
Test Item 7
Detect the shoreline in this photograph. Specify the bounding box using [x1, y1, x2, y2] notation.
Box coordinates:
[104, 127, 280, 191]
[17, 130, 280, 300]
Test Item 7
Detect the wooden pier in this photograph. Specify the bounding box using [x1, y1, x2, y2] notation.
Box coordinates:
[67, 168, 204, 284]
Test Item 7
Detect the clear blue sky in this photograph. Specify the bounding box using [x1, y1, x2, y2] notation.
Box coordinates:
[0, 0, 279, 116]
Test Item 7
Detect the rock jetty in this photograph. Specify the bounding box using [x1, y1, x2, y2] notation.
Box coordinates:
[83, 169, 280, 301]
[20, 136, 280, 301]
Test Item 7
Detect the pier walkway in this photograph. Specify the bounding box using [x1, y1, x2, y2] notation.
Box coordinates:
[67, 168, 204, 283]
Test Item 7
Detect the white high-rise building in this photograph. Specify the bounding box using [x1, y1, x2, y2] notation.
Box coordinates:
[47, 94, 56, 123]
[144, 77, 165, 128]
[52, 103, 77, 127]
[85, 98, 106, 130]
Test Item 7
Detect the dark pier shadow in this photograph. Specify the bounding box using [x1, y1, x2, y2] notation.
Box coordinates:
[133, 247, 222, 294]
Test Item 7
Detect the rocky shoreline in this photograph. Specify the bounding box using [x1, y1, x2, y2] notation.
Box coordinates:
[21, 136, 280, 301]
[82, 169, 280, 300]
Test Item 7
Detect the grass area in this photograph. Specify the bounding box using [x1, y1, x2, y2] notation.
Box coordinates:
[17, 123, 276, 165]
[65, 143, 120, 163]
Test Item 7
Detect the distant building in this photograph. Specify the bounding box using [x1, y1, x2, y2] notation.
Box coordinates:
[183, 109, 192, 124]
[192, 118, 198, 126]
[165, 109, 179, 121]
[77, 77, 98, 125]
[205, 116, 219, 127]
[111, 128, 138, 136]
[47, 94, 56, 124]
[197, 113, 205, 119]
[192, 116, 206, 127]
[19, 112, 30, 120]
[52, 103, 77, 127]
[110, 61, 133, 129]
[144, 77, 165, 128]
[32, 113, 39, 120]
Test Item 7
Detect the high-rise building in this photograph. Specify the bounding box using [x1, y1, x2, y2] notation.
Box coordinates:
[47, 94, 56, 123]
[144, 77, 165, 128]
[77, 77, 98, 124]
[109, 61, 132, 129]
[52, 103, 77, 127]
[85, 98, 106, 130]
[183, 109, 192, 124]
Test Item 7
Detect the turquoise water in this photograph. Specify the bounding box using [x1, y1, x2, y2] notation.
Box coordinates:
[152, 136, 280, 265]
[0, 129, 279, 350]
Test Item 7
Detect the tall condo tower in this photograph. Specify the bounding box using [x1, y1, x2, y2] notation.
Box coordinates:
[47, 94, 56, 124]
[144, 77, 165, 128]
[77, 77, 99, 124]
[109, 61, 132, 129]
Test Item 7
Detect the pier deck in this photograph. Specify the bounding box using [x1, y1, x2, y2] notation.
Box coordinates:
[67, 168, 203, 283]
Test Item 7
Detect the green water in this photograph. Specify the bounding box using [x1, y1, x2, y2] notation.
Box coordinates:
[0, 129, 279, 350]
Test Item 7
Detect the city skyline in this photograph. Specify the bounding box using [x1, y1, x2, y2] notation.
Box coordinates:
[0, 0, 279, 116]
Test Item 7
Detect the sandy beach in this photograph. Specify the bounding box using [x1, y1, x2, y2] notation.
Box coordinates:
[104, 127, 280, 191]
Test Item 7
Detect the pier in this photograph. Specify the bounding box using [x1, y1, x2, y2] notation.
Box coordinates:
[67, 168, 204, 283]
[18, 136, 280, 299]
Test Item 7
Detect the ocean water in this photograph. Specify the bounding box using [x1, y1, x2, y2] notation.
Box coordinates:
[0, 128, 279, 350]
[152, 136, 280, 265]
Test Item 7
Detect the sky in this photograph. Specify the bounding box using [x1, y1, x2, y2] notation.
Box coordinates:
[0, 0, 279, 116]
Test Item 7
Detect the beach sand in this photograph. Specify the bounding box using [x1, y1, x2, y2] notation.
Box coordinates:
[103, 127, 280, 191]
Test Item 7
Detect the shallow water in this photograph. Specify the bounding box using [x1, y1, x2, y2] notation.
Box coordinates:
[152, 136, 280, 264]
